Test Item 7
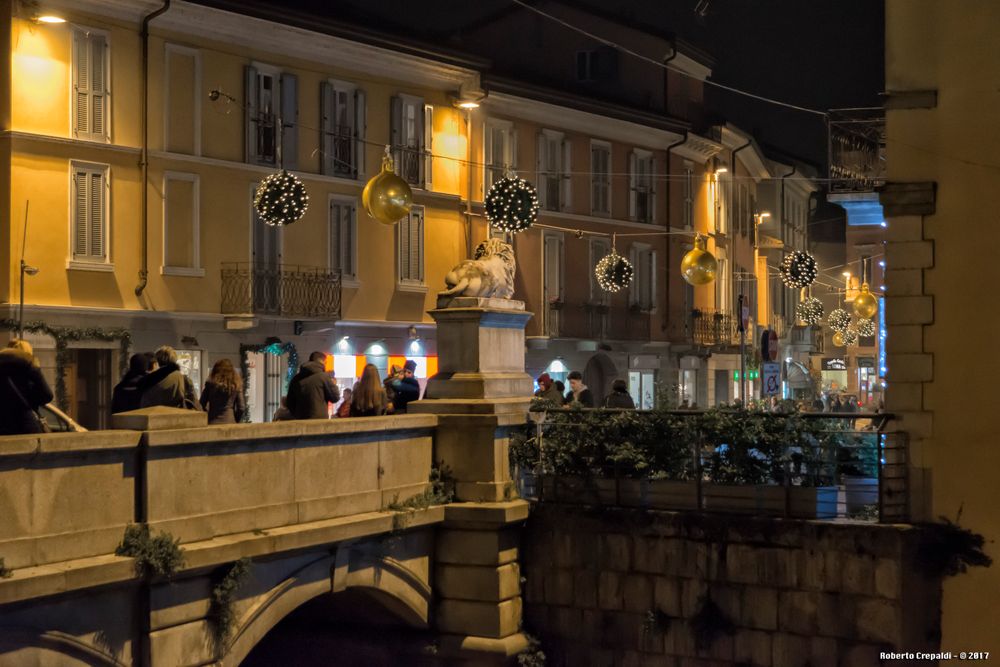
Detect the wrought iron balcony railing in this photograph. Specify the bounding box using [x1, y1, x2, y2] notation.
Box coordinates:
[221, 263, 342, 319]
[829, 107, 885, 193]
[691, 309, 739, 347]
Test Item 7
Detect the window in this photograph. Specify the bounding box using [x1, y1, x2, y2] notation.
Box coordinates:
[543, 233, 564, 336]
[589, 237, 610, 305]
[397, 206, 425, 287]
[716, 255, 730, 314]
[630, 244, 656, 311]
[576, 50, 597, 81]
[73, 28, 109, 141]
[321, 80, 365, 178]
[70, 162, 109, 268]
[162, 172, 202, 276]
[591, 141, 611, 216]
[484, 118, 516, 194]
[575, 47, 619, 82]
[245, 64, 298, 168]
[629, 150, 655, 223]
[329, 196, 358, 285]
[738, 184, 749, 236]
[164, 44, 200, 155]
[537, 130, 570, 211]
[390, 94, 427, 187]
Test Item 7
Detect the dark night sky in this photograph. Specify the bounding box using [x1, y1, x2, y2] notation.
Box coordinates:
[238, 0, 885, 168]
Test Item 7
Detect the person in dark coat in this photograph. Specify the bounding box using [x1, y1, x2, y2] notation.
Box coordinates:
[388, 359, 421, 414]
[111, 353, 154, 414]
[199, 358, 246, 424]
[286, 351, 340, 419]
[534, 372, 563, 406]
[0, 340, 55, 435]
[603, 379, 635, 409]
[565, 370, 595, 408]
[140, 346, 199, 409]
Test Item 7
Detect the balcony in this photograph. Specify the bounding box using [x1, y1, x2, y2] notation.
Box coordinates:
[691, 309, 739, 347]
[828, 107, 885, 193]
[789, 324, 824, 353]
[221, 263, 342, 319]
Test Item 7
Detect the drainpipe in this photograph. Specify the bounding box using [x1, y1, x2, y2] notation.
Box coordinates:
[731, 138, 752, 402]
[664, 133, 687, 331]
[135, 0, 172, 298]
[662, 39, 679, 115]
[465, 108, 474, 258]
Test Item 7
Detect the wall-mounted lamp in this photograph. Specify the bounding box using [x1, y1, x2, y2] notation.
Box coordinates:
[755, 212, 771, 224]
[451, 83, 487, 110]
[35, 13, 65, 23]
[714, 167, 728, 175]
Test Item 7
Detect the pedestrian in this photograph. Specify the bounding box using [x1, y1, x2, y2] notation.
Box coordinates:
[603, 379, 635, 409]
[389, 359, 421, 414]
[565, 370, 595, 408]
[140, 346, 199, 409]
[534, 373, 563, 406]
[272, 396, 292, 421]
[553, 380, 566, 403]
[0, 339, 55, 435]
[199, 358, 246, 424]
[351, 364, 389, 417]
[811, 394, 824, 412]
[336, 388, 353, 418]
[111, 353, 155, 414]
[286, 351, 340, 419]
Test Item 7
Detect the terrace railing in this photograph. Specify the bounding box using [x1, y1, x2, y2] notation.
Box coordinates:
[512, 409, 907, 523]
[221, 263, 342, 319]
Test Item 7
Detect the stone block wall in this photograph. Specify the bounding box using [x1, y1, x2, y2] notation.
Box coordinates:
[522, 504, 941, 667]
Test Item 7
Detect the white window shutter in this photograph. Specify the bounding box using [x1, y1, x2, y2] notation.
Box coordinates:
[329, 201, 341, 272]
[89, 172, 105, 259]
[354, 88, 366, 178]
[320, 81, 334, 176]
[279, 73, 298, 170]
[397, 213, 408, 281]
[90, 34, 106, 137]
[344, 203, 356, 278]
[413, 210, 424, 281]
[628, 152, 638, 220]
[423, 104, 433, 189]
[244, 65, 259, 163]
[73, 32, 89, 136]
[390, 96, 402, 172]
[510, 126, 519, 172]
[561, 139, 571, 211]
[73, 172, 87, 257]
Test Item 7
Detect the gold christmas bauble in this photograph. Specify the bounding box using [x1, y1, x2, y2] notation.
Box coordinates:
[853, 283, 879, 319]
[832, 330, 845, 347]
[681, 235, 718, 286]
[361, 156, 413, 225]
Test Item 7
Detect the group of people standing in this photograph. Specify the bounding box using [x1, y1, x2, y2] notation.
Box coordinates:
[534, 371, 636, 410]
[112, 347, 425, 425]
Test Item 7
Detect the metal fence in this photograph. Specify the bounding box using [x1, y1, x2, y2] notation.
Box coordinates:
[514, 410, 908, 523]
[221, 263, 342, 319]
[691, 309, 738, 346]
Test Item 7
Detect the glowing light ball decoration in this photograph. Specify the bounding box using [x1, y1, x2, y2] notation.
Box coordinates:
[832, 330, 846, 347]
[856, 318, 876, 338]
[853, 282, 879, 319]
[842, 326, 860, 347]
[254, 170, 309, 226]
[828, 308, 851, 332]
[779, 251, 819, 288]
[681, 235, 718, 286]
[361, 153, 413, 225]
[485, 175, 540, 233]
[595, 250, 634, 293]
[796, 297, 824, 325]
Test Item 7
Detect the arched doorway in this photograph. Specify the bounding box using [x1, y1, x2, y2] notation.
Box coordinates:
[240, 589, 437, 667]
[583, 351, 618, 406]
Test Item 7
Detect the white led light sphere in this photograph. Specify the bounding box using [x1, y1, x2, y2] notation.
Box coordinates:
[484, 175, 540, 233]
[254, 170, 309, 226]
[780, 251, 819, 288]
[595, 251, 634, 292]
[796, 297, 824, 325]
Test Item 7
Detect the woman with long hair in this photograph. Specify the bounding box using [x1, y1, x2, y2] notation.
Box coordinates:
[200, 358, 246, 424]
[350, 364, 387, 417]
[0, 339, 55, 435]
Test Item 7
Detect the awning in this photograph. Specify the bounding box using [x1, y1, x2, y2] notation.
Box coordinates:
[785, 360, 813, 388]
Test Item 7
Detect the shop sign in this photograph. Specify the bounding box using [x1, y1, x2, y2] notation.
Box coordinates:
[857, 357, 876, 369]
[822, 358, 848, 371]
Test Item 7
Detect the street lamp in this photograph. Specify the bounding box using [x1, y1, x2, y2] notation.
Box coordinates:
[19, 260, 39, 340]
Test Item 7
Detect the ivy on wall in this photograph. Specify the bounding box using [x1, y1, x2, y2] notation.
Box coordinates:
[1, 319, 132, 411]
[238, 340, 299, 422]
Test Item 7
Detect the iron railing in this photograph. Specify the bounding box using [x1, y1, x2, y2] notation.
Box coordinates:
[221, 263, 342, 319]
[691, 309, 739, 346]
[829, 107, 885, 193]
[514, 410, 908, 523]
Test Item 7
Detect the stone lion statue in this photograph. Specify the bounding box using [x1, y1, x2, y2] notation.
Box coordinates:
[438, 238, 516, 302]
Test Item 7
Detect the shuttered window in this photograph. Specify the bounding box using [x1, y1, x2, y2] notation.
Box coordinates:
[73, 29, 109, 140]
[591, 142, 611, 216]
[329, 197, 357, 284]
[245, 64, 298, 168]
[320, 80, 365, 178]
[630, 245, 656, 311]
[71, 163, 109, 264]
[390, 94, 425, 187]
[537, 130, 569, 212]
[397, 206, 425, 286]
[484, 119, 516, 194]
[629, 150, 656, 224]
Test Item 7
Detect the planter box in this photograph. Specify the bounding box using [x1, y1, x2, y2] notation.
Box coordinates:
[843, 476, 878, 513]
[703, 484, 838, 519]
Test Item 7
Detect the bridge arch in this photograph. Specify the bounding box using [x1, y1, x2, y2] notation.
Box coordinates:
[222, 547, 432, 667]
[0, 627, 124, 667]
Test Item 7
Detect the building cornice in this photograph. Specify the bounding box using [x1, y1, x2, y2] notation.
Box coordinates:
[671, 133, 724, 164]
[485, 88, 685, 149]
[44, 0, 483, 91]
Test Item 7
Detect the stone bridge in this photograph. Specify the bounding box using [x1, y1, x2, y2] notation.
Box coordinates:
[0, 299, 534, 666]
